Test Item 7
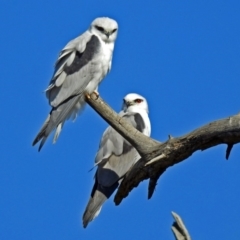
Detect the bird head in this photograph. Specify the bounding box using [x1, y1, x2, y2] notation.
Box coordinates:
[90, 17, 118, 43]
[122, 93, 149, 113]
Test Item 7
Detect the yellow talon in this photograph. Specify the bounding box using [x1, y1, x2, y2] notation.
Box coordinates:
[85, 93, 91, 99]
[93, 91, 99, 99]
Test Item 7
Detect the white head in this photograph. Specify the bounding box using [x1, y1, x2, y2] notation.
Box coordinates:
[90, 17, 118, 43]
[122, 93, 149, 113]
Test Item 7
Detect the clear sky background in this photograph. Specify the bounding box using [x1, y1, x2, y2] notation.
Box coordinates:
[1, 0, 240, 239]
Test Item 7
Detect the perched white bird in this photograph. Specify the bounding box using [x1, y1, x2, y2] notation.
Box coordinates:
[33, 17, 118, 151]
[82, 93, 151, 228]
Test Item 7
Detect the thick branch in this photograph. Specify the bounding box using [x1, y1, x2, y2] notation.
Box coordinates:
[86, 94, 240, 205]
[115, 114, 240, 204]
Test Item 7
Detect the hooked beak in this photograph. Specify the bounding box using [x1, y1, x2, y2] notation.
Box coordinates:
[104, 31, 111, 38]
[125, 101, 133, 107]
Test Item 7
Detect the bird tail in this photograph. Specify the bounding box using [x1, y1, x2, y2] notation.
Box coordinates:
[82, 180, 118, 228]
[32, 95, 84, 151]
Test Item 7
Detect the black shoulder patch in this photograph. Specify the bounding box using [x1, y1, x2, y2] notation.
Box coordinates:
[122, 141, 133, 154]
[64, 35, 101, 75]
[134, 113, 145, 133]
[93, 169, 119, 198]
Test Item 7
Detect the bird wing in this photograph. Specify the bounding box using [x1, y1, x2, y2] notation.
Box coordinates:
[95, 112, 146, 187]
[82, 112, 146, 227]
[32, 32, 105, 150]
[46, 31, 103, 108]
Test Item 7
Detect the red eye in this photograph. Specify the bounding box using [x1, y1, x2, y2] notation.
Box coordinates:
[134, 99, 143, 103]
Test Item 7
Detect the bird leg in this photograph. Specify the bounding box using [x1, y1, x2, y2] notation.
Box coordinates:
[85, 93, 91, 99]
[85, 91, 99, 100]
[92, 90, 99, 99]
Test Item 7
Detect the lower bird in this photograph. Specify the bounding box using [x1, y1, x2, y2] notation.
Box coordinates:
[82, 93, 151, 228]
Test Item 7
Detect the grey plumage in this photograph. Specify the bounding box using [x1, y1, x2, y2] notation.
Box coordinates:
[33, 17, 118, 151]
[83, 93, 151, 228]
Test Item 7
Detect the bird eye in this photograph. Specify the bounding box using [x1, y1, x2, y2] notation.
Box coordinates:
[112, 28, 117, 33]
[134, 99, 143, 103]
[95, 26, 104, 32]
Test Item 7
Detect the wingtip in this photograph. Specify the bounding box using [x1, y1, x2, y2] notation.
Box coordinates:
[82, 222, 88, 229]
[38, 138, 46, 152]
[32, 137, 38, 148]
[82, 215, 89, 229]
[32, 136, 45, 152]
[32, 137, 38, 147]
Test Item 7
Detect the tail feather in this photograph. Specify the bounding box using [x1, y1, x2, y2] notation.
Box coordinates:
[32, 95, 84, 151]
[82, 189, 106, 228]
[32, 115, 50, 148]
[53, 123, 63, 143]
[82, 180, 118, 228]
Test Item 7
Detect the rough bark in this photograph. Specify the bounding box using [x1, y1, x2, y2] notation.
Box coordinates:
[86, 93, 240, 205]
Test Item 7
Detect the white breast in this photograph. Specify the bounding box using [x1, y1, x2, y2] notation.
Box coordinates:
[101, 41, 114, 74]
[139, 111, 151, 137]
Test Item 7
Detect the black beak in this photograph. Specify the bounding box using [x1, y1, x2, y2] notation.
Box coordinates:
[126, 101, 132, 107]
[105, 31, 110, 38]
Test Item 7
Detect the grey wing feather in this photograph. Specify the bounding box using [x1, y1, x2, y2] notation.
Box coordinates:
[46, 33, 102, 107]
[122, 112, 146, 132]
[46, 32, 92, 91]
[83, 112, 144, 227]
[32, 94, 84, 151]
[33, 32, 102, 150]
[95, 112, 144, 184]
[97, 148, 139, 187]
[82, 179, 119, 228]
[82, 148, 139, 228]
[95, 127, 125, 164]
[82, 189, 106, 228]
[94, 112, 143, 164]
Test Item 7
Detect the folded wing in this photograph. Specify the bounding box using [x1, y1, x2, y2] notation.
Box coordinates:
[33, 33, 103, 151]
[83, 112, 145, 228]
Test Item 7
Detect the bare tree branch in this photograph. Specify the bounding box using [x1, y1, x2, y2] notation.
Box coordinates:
[171, 212, 191, 240]
[148, 169, 165, 199]
[86, 94, 240, 205]
[226, 143, 234, 160]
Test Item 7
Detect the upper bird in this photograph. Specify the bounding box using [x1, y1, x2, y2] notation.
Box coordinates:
[32, 17, 118, 151]
[82, 93, 151, 228]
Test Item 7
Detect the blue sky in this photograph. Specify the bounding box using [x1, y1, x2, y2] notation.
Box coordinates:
[1, 0, 240, 239]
